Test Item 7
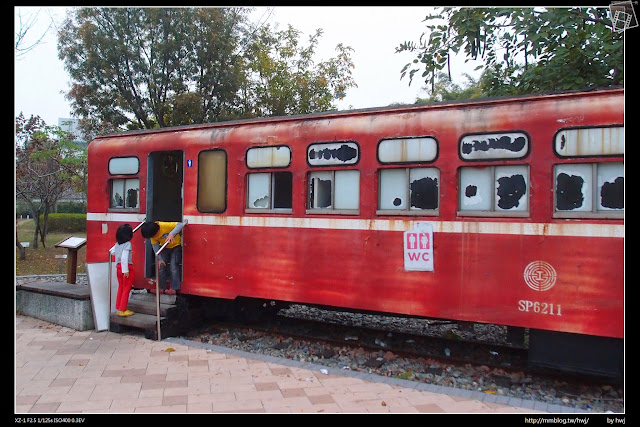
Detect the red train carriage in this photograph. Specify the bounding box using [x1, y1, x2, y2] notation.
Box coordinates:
[86, 88, 624, 376]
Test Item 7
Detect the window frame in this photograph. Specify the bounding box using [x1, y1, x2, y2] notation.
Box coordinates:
[109, 177, 140, 212]
[108, 156, 140, 212]
[306, 140, 360, 167]
[458, 130, 530, 162]
[245, 170, 293, 214]
[377, 135, 439, 165]
[553, 161, 624, 219]
[245, 145, 292, 169]
[244, 145, 293, 214]
[306, 169, 360, 215]
[553, 125, 624, 159]
[108, 156, 140, 175]
[197, 149, 228, 214]
[376, 167, 440, 216]
[458, 164, 530, 217]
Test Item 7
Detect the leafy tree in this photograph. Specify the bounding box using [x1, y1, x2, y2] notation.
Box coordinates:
[397, 7, 623, 97]
[165, 8, 249, 124]
[416, 72, 484, 103]
[58, 7, 250, 136]
[15, 113, 87, 250]
[58, 7, 357, 137]
[242, 24, 356, 116]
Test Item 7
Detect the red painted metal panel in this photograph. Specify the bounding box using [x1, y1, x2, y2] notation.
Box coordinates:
[180, 223, 623, 338]
[86, 88, 625, 340]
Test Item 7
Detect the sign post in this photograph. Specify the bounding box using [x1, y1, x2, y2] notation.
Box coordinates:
[403, 222, 434, 272]
[55, 236, 87, 284]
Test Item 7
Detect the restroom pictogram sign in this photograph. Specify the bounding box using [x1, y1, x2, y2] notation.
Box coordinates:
[406, 232, 430, 249]
[403, 222, 434, 271]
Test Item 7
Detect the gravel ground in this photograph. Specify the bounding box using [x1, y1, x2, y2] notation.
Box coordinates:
[194, 304, 624, 414]
[17, 275, 624, 413]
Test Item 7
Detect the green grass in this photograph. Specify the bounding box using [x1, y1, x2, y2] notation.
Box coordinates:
[16, 219, 87, 276]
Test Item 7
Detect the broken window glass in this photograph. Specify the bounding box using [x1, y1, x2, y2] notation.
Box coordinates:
[494, 165, 528, 212]
[554, 162, 623, 216]
[273, 172, 293, 209]
[409, 168, 439, 210]
[459, 167, 493, 212]
[246, 172, 292, 210]
[597, 163, 624, 211]
[309, 170, 359, 211]
[555, 164, 592, 212]
[459, 165, 529, 215]
[378, 168, 439, 212]
[247, 173, 271, 208]
[307, 142, 359, 166]
[309, 171, 333, 209]
[110, 178, 139, 209]
[459, 132, 529, 160]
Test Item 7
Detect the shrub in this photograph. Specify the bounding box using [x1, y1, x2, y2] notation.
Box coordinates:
[41, 213, 87, 233]
[56, 201, 87, 214]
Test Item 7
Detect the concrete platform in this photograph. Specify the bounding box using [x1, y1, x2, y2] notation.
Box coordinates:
[16, 280, 94, 331]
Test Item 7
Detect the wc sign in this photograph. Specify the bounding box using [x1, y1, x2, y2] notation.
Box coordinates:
[404, 222, 434, 271]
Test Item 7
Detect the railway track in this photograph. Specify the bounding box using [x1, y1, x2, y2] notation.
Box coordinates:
[267, 313, 530, 371]
[184, 305, 623, 413]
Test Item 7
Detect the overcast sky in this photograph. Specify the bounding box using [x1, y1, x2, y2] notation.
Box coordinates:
[14, 6, 479, 126]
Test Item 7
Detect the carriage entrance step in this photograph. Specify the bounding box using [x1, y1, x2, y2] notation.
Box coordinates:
[109, 291, 179, 340]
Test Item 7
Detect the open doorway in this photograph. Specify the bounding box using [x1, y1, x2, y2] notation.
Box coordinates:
[145, 150, 184, 280]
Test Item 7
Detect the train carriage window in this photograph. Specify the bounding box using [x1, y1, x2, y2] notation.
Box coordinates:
[246, 146, 291, 168]
[108, 157, 139, 175]
[110, 178, 139, 210]
[108, 156, 140, 211]
[308, 170, 359, 212]
[554, 162, 624, 218]
[378, 168, 439, 215]
[459, 132, 529, 160]
[378, 137, 438, 163]
[307, 141, 359, 166]
[197, 149, 227, 213]
[554, 126, 624, 157]
[459, 165, 529, 216]
[246, 171, 293, 211]
[245, 145, 293, 212]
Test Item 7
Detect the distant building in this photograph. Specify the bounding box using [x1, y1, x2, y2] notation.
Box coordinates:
[58, 118, 87, 148]
[57, 118, 88, 208]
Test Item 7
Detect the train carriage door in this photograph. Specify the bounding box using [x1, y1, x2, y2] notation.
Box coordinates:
[145, 150, 184, 281]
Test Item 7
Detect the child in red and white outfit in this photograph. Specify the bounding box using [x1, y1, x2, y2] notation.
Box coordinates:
[113, 224, 136, 317]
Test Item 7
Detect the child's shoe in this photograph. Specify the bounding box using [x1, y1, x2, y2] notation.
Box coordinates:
[117, 310, 127, 317]
[123, 310, 134, 316]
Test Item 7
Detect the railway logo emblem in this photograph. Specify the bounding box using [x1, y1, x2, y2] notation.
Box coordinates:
[404, 222, 434, 272]
[523, 261, 557, 291]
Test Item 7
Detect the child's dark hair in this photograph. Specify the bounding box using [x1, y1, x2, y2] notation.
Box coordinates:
[140, 221, 160, 239]
[116, 224, 133, 244]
